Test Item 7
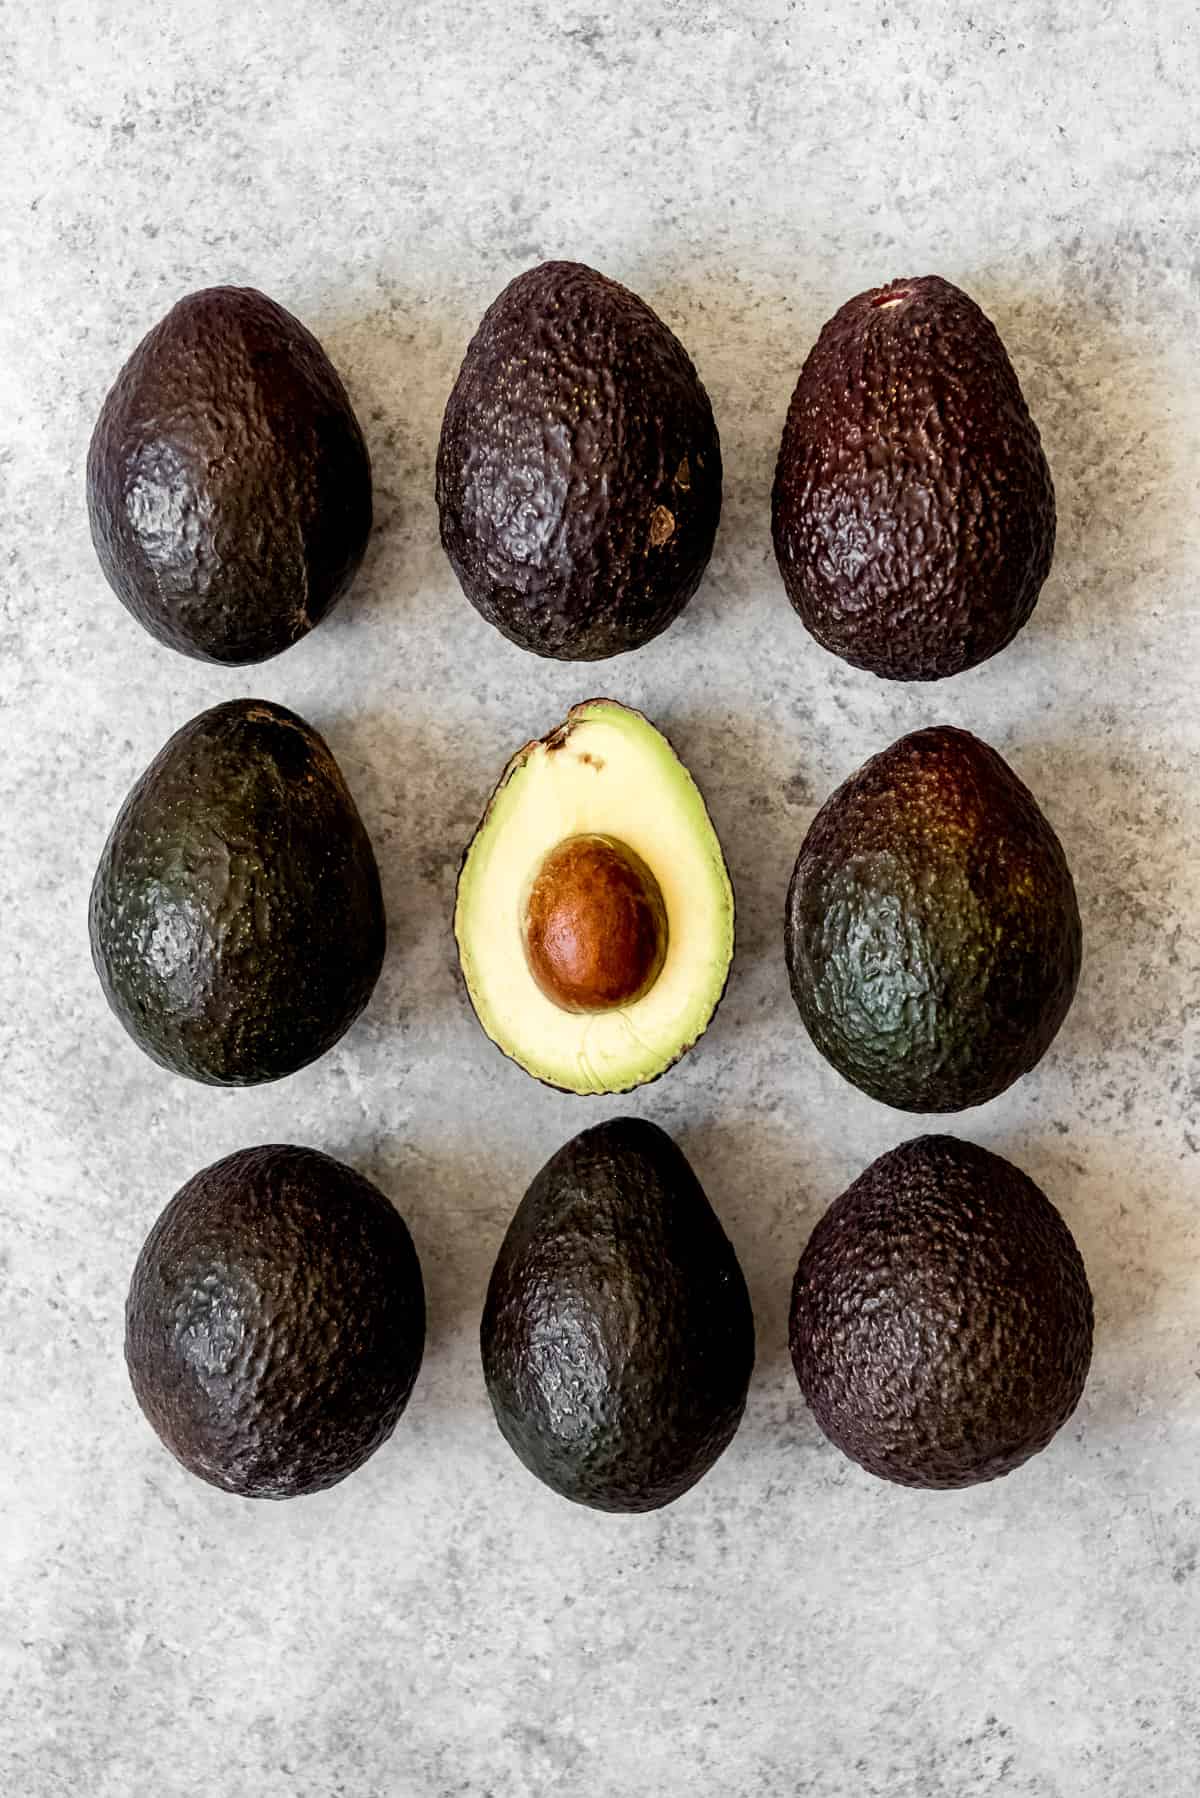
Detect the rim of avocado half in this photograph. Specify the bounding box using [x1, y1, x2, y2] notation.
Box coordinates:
[454, 699, 735, 1095]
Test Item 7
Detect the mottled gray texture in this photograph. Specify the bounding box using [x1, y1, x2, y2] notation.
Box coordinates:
[1, 3, 1199, 1795]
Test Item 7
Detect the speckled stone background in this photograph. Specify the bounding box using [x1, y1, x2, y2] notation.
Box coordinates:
[3, 4, 1199, 1793]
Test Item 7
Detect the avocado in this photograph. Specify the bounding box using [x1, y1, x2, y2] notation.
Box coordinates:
[436, 260, 721, 660]
[90, 699, 385, 1085]
[772, 276, 1055, 680]
[481, 1118, 754, 1512]
[785, 726, 1080, 1111]
[789, 1135, 1093, 1488]
[455, 699, 734, 1094]
[126, 1144, 425, 1498]
[87, 286, 372, 664]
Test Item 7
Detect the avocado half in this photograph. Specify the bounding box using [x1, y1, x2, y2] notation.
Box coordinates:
[454, 700, 734, 1094]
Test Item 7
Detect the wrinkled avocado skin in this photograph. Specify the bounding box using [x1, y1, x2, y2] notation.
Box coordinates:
[437, 261, 722, 660]
[785, 726, 1080, 1112]
[481, 1119, 754, 1512]
[89, 699, 385, 1085]
[772, 276, 1054, 680]
[126, 1145, 425, 1498]
[790, 1135, 1093, 1489]
[87, 286, 372, 664]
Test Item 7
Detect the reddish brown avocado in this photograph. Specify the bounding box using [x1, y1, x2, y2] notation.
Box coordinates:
[785, 726, 1081, 1112]
[126, 1145, 425, 1498]
[789, 1135, 1093, 1489]
[772, 276, 1055, 680]
[436, 261, 722, 660]
[87, 286, 372, 664]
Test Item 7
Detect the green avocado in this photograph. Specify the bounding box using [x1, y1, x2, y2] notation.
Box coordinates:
[454, 699, 734, 1094]
[436, 260, 721, 660]
[87, 286, 372, 664]
[785, 726, 1080, 1112]
[790, 1135, 1093, 1489]
[772, 275, 1055, 680]
[90, 698, 385, 1085]
[481, 1118, 754, 1512]
[126, 1145, 425, 1498]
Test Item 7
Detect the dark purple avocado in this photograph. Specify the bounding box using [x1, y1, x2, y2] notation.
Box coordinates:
[126, 1145, 425, 1498]
[772, 275, 1055, 680]
[437, 260, 721, 660]
[790, 1135, 1093, 1489]
[87, 286, 372, 664]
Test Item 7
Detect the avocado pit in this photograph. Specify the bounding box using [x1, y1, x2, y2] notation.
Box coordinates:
[522, 833, 668, 1014]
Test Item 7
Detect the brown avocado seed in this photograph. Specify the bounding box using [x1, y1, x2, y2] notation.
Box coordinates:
[522, 834, 669, 1014]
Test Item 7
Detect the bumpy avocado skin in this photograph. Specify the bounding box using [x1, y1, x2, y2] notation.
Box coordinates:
[772, 276, 1055, 680]
[481, 1119, 754, 1512]
[89, 699, 385, 1085]
[87, 286, 372, 664]
[126, 1145, 425, 1498]
[789, 1135, 1093, 1489]
[785, 726, 1081, 1112]
[436, 261, 722, 660]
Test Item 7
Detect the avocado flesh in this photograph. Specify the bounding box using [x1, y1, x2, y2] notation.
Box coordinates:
[126, 1145, 425, 1498]
[455, 700, 734, 1094]
[87, 285, 372, 664]
[772, 275, 1055, 680]
[89, 698, 385, 1085]
[481, 1118, 754, 1512]
[436, 260, 722, 660]
[785, 725, 1080, 1112]
[789, 1135, 1093, 1489]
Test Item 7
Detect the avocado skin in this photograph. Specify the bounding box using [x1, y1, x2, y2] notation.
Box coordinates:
[772, 276, 1054, 680]
[785, 726, 1080, 1112]
[87, 286, 372, 664]
[126, 1145, 425, 1498]
[89, 699, 385, 1085]
[790, 1136, 1093, 1489]
[436, 261, 721, 660]
[481, 1119, 754, 1512]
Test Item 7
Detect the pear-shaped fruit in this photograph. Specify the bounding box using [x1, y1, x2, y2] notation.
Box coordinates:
[481, 1118, 754, 1512]
[90, 699, 385, 1084]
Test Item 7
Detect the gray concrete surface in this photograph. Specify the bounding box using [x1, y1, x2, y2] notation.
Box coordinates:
[2, 3, 1199, 1793]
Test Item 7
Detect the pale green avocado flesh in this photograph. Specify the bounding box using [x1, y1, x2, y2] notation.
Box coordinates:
[455, 700, 734, 1094]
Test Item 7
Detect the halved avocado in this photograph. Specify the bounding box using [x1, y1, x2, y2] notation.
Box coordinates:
[455, 700, 733, 1094]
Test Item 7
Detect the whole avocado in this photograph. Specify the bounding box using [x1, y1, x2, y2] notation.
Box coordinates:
[790, 1135, 1093, 1489]
[481, 1118, 754, 1511]
[87, 286, 372, 664]
[772, 276, 1055, 680]
[90, 699, 385, 1085]
[436, 260, 722, 660]
[785, 726, 1081, 1112]
[126, 1145, 425, 1497]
